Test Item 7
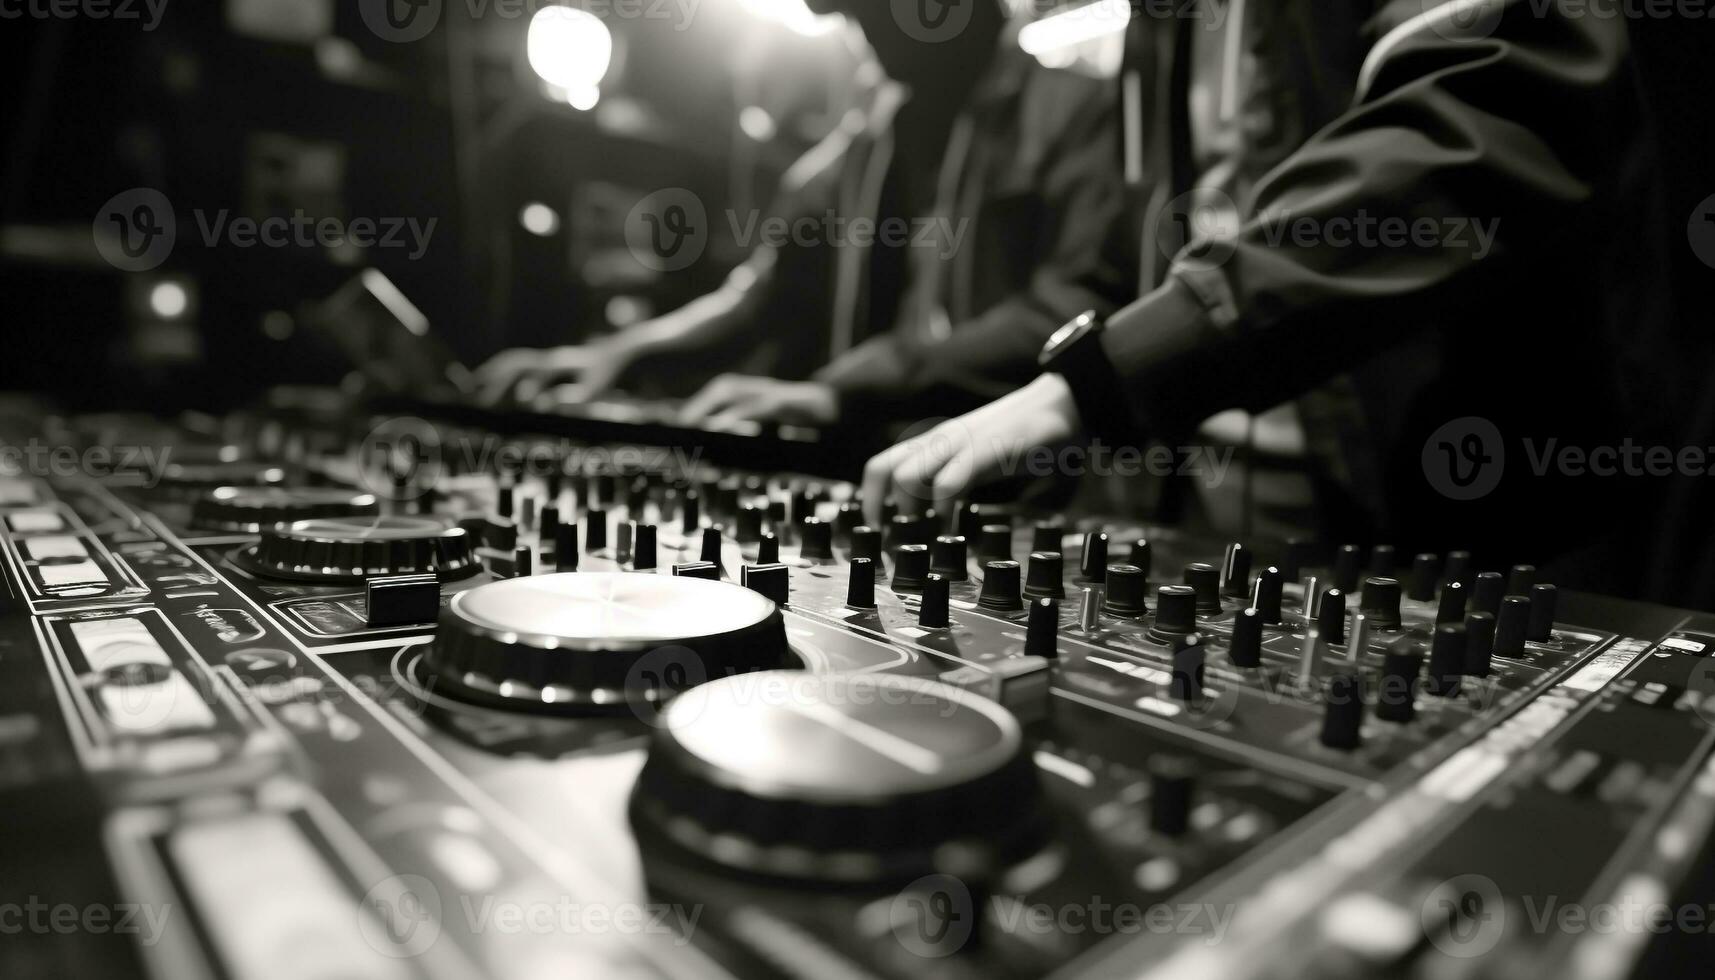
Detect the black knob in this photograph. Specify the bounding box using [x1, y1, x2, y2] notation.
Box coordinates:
[919, 574, 951, 628]
[628, 478, 651, 518]
[850, 526, 881, 562]
[1128, 538, 1153, 578]
[1103, 564, 1149, 618]
[513, 545, 532, 577]
[1024, 551, 1065, 600]
[1283, 538, 1316, 580]
[1184, 563, 1222, 615]
[1371, 545, 1397, 577]
[496, 478, 514, 518]
[742, 562, 789, 605]
[1318, 589, 1347, 644]
[978, 523, 1014, 563]
[893, 544, 930, 591]
[1427, 624, 1466, 697]
[1080, 532, 1109, 583]
[1444, 550, 1473, 588]
[680, 492, 700, 535]
[736, 504, 762, 543]
[1495, 595, 1530, 658]
[790, 488, 818, 531]
[886, 514, 917, 552]
[1031, 521, 1065, 554]
[847, 557, 876, 609]
[930, 535, 968, 581]
[979, 560, 1023, 611]
[1472, 571, 1504, 616]
[633, 524, 658, 570]
[540, 505, 560, 541]
[673, 561, 719, 580]
[1170, 634, 1206, 703]
[1376, 648, 1422, 723]
[700, 526, 723, 565]
[1027, 598, 1059, 659]
[487, 517, 518, 552]
[556, 521, 579, 571]
[1527, 583, 1558, 641]
[1360, 577, 1402, 629]
[1506, 564, 1538, 596]
[766, 499, 788, 536]
[1408, 553, 1440, 601]
[800, 518, 833, 560]
[1320, 671, 1365, 751]
[1252, 566, 1284, 624]
[1465, 611, 1496, 676]
[1228, 607, 1263, 667]
[1148, 755, 1195, 836]
[835, 502, 863, 543]
[585, 508, 608, 551]
[757, 531, 779, 566]
[1150, 586, 1199, 643]
[1333, 544, 1362, 592]
[1222, 544, 1253, 597]
[1437, 580, 1468, 625]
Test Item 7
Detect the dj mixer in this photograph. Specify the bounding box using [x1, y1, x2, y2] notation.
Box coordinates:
[3, 401, 1714, 980]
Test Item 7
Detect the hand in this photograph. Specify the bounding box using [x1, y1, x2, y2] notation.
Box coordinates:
[473, 340, 636, 406]
[860, 374, 1084, 527]
[678, 376, 840, 428]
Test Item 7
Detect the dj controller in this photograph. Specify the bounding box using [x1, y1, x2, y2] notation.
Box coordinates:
[3, 399, 1714, 980]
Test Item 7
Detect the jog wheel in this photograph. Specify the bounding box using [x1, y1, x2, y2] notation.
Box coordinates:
[192, 486, 379, 533]
[630, 670, 1048, 885]
[420, 573, 792, 715]
[236, 515, 477, 583]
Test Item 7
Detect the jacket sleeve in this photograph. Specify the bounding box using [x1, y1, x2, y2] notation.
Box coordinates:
[818, 78, 1131, 420]
[1099, 0, 1637, 436]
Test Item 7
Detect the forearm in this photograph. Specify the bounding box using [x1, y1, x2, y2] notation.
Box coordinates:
[626, 250, 776, 357]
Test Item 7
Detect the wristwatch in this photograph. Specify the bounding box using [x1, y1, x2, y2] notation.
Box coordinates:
[1038, 311, 1130, 441]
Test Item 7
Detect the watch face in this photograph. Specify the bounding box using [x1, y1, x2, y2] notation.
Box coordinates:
[1042, 312, 1098, 361]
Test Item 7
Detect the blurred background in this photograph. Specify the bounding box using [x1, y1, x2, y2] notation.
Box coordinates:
[0, 0, 1121, 410]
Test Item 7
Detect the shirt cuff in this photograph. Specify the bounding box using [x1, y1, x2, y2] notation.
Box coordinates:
[1098, 276, 1223, 438]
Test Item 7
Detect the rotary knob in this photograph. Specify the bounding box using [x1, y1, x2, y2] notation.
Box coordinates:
[192, 486, 379, 533]
[242, 516, 479, 583]
[422, 572, 792, 714]
[629, 670, 1047, 883]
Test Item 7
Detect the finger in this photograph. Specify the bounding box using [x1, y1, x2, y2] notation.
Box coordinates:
[478, 366, 533, 406]
[861, 442, 914, 527]
[678, 377, 741, 424]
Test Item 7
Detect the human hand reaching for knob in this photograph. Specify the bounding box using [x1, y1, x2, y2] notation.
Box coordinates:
[474, 338, 639, 406]
[678, 375, 839, 429]
[861, 373, 1084, 527]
